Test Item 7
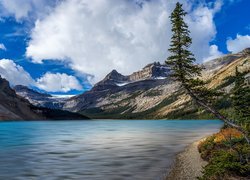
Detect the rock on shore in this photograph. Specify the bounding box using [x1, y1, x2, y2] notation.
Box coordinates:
[166, 139, 207, 180]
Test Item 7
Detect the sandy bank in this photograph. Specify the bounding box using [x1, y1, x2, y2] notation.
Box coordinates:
[166, 139, 207, 180]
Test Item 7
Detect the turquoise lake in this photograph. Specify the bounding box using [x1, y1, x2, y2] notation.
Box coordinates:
[0, 120, 223, 180]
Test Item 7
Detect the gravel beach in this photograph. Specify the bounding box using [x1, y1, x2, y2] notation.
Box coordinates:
[166, 139, 207, 180]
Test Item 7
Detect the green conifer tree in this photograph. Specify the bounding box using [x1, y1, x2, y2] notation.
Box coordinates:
[166, 2, 219, 103]
[166, 2, 202, 86]
[232, 67, 250, 130]
[166, 2, 249, 143]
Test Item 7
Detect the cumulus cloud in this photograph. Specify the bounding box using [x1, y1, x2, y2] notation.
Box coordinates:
[0, 59, 34, 86]
[36, 72, 82, 92]
[0, 59, 82, 92]
[26, 0, 222, 83]
[203, 45, 224, 62]
[0, 43, 6, 51]
[226, 34, 250, 53]
[0, 0, 59, 20]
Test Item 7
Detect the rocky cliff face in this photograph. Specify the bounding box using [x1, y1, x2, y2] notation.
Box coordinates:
[0, 77, 42, 120]
[14, 85, 66, 109]
[0, 77, 89, 120]
[93, 62, 169, 90]
[63, 62, 171, 112]
[240, 48, 250, 56]
[63, 49, 249, 119]
[14, 85, 52, 99]
[14, 49, 250, 119]
[128, 62, 169, 81]
[93, 70, 128, 91]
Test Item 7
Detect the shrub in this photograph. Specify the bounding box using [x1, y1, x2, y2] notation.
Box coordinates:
[198, 128, 250, 179]
[199, 150, 249, 180]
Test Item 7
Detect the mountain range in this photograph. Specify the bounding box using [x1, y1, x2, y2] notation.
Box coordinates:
[0, 76, 89, 120]
[6, 48, 250, 120]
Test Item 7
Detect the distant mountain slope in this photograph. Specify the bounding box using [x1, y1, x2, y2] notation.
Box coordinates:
[65, 49, 250, 119]
[0, 77, 89, 120]
[0, 77, 41, 120]
[63, 62, 172, 112]
[92, 62, 170, 91]
[14, 85, 66, 109]
[15, 49, 250, 119]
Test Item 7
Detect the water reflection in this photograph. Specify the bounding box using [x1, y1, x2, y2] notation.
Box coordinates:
[0, 120, 222, 180]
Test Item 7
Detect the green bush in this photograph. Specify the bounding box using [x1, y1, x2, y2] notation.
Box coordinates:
[198, 136, 216, 161]
[199, 150, 249, 180]
[198, 128, 250, 179]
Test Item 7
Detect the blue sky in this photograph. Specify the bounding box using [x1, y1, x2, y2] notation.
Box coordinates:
[212, 0, 250, 52]
[0, 0, 249, 95]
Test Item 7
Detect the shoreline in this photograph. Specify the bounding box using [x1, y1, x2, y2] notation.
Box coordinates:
[165, 138, 207, 180]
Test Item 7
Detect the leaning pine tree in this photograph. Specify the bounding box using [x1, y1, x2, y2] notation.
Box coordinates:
[166, 2, 249, 143]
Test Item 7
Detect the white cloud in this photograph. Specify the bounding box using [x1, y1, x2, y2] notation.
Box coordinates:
[0, 59, 34, 86]
[0, 0, 31, 20]
[227, 34, 250, 53]
[0, 43, 6, 51]
[36, 72, 82, 92]
[0, 59, 82, 92]
[0, 0, 58, 20]
[26, 0, 222, 83]
[203, 45, 224, 62]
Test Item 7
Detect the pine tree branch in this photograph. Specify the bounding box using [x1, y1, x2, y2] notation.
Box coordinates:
[183, 85, 250, 144]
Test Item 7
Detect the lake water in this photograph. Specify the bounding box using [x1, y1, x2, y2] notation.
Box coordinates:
[0, 120, 222, 180]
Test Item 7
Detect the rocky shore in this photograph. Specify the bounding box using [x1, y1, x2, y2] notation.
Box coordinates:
[166, 139, 207, 180]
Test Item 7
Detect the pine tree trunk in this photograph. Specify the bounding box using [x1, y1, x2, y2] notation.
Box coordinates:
[184, 86, 250, 144]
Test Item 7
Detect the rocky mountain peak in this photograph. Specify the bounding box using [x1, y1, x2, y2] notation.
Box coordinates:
[14, 85, 52, 99]
[13, 85, 74, 110]
[93, 62, 170, 91]
[0, 76, 17, 97]
[239, 48, 250, 56]
[110, 69, 119, 74]
[0, 76, 9, 87]
[93, 69, 128, 91]
[0, 76, 89, 120]
[128, 62, 169, 81]
[104, 69, 127, 81]
[14, 85, 30, 91]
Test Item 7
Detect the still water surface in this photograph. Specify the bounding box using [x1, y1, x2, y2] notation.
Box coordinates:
[0, 120, 222, 180]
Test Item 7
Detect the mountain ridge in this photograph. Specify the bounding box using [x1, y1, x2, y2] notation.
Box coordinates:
[93, 62, 169, 90]
[0, 76, 89, 120]
[13, 48, 250, 119]
[13, 85, 66, 110]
